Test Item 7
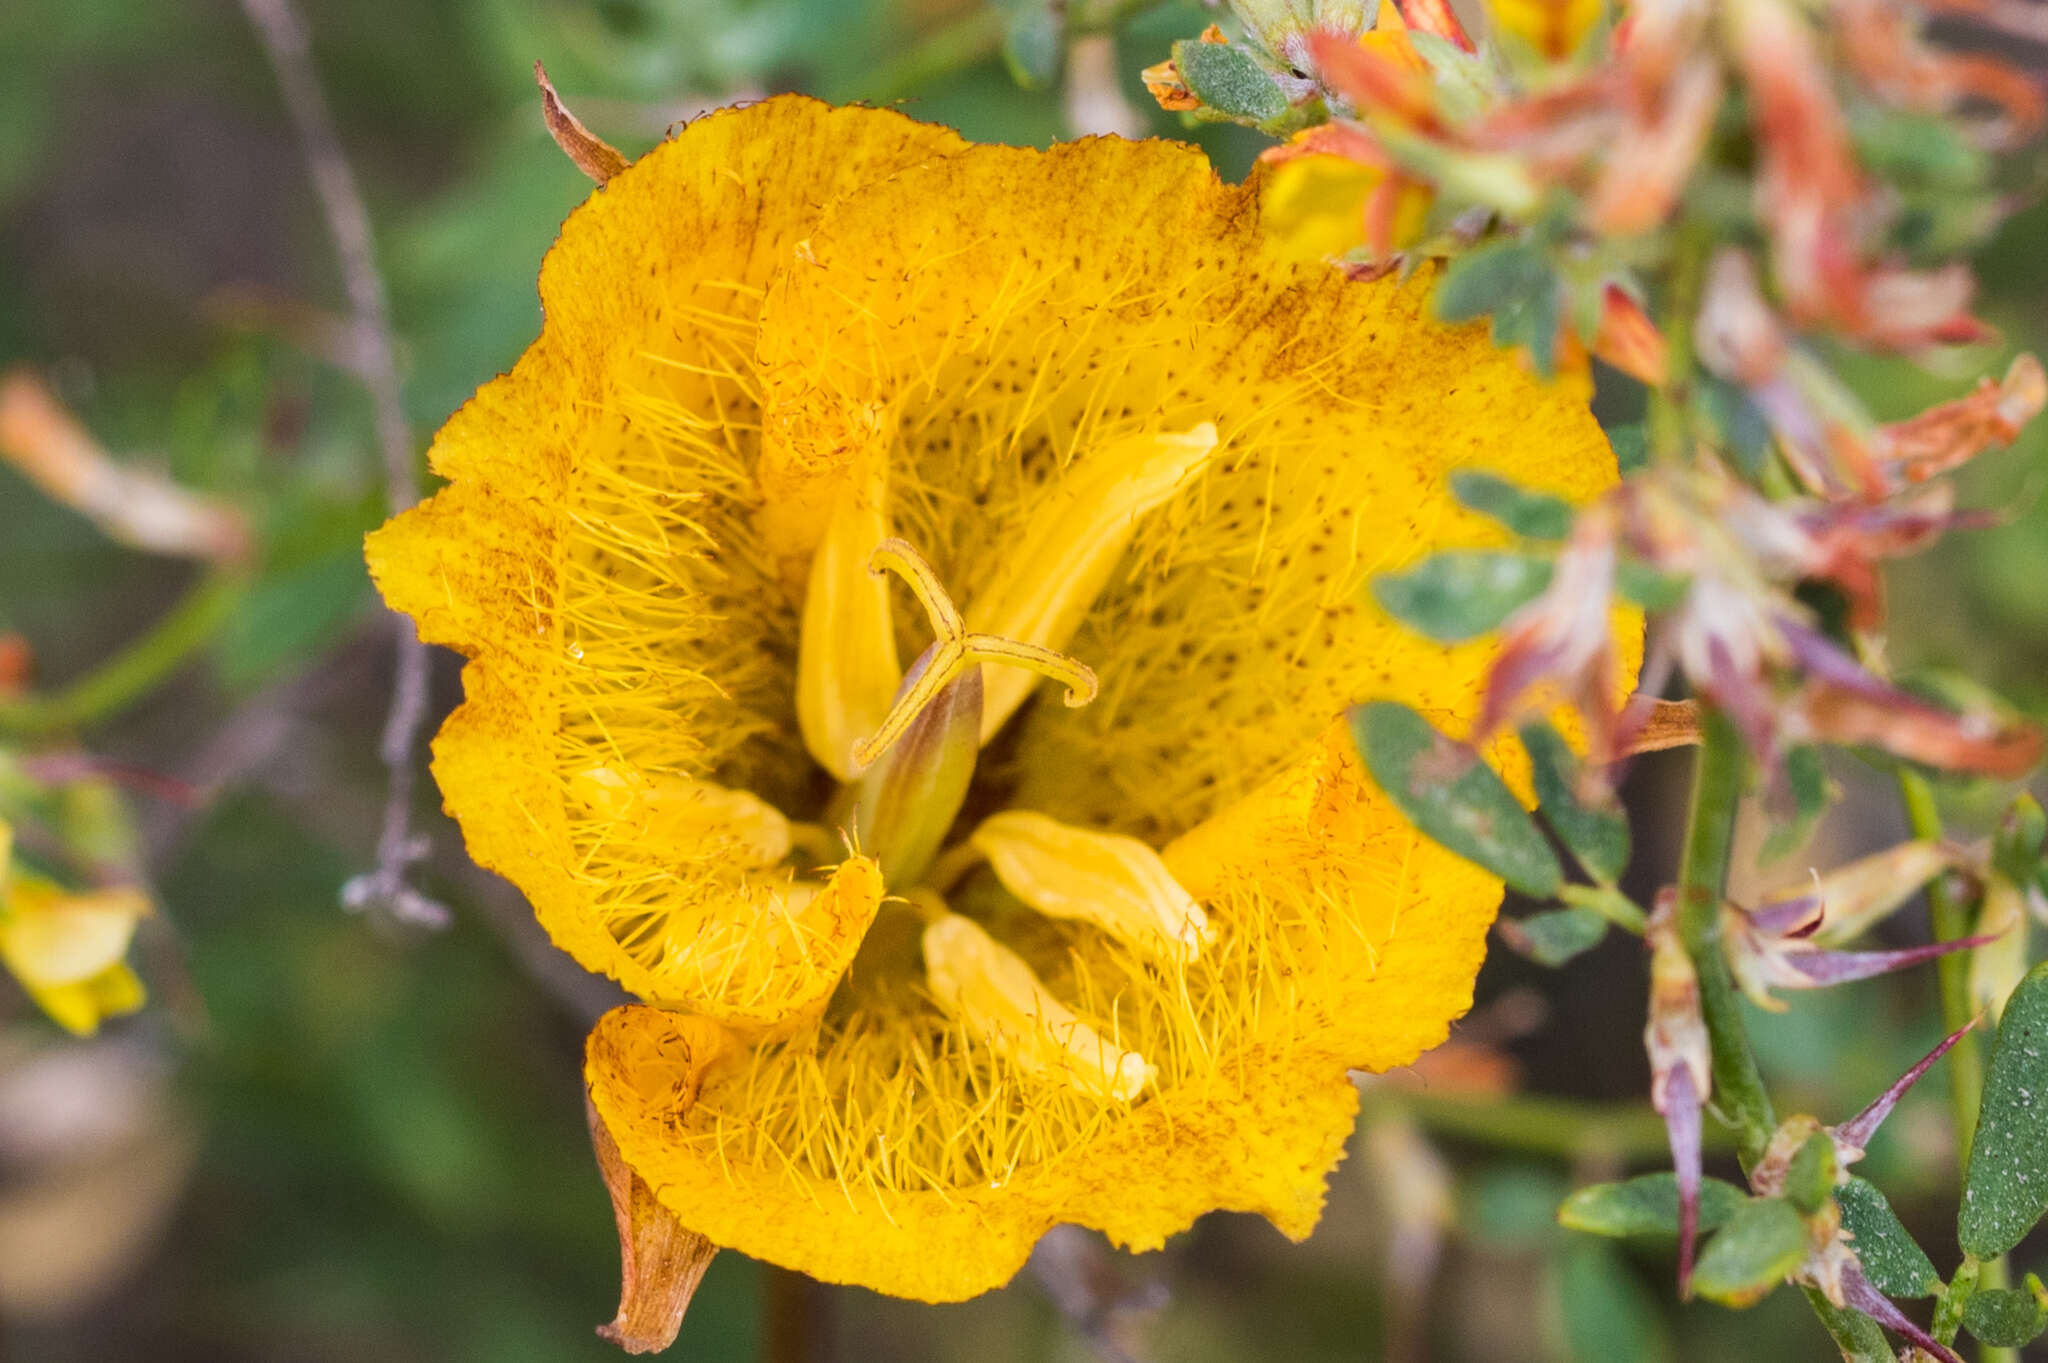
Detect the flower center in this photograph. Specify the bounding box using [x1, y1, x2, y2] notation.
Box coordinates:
[780, 424, 1224, 1102]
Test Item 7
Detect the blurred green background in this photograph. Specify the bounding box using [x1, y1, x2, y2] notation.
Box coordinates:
[2, 2, 2043, 1360]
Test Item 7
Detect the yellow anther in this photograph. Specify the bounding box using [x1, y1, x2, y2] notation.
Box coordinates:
[969, 422, 1219, 742]
[570, 766, 792, 867]
[797, 486, 902, 781]
[970, 810, 1214, 962]
[922, 910, 1154, 1103]
[849, 538, 1097, 772]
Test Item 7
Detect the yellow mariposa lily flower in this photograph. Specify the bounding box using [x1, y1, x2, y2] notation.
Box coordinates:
[0, 819, 147, 1035]
[367, 97, 1621, 1304]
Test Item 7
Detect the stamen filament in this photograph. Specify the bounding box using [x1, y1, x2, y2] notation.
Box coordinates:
[922, 908, 1154, 1103]
[970, 810, 1214, 961]
[970, 421, 1219, 742]
[797, 486, 901, 780]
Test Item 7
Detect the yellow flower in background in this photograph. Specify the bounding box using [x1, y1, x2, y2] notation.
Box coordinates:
[367, 97, 1619, 1302]
[0, 820, 147, 1035]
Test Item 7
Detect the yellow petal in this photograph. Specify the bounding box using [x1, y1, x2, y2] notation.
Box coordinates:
[969, 810, 1211, 960]
[569, 766, 792, 868]
[966, 423, 1219, 742]
[585, 722, 1505, 1300]
[757, 127, 1619, 848]
[1262, 154, 1384, 260]
[0, 880, 147, 987]
[364, 98, 962, 1018]
[19, 963, 146, 1036]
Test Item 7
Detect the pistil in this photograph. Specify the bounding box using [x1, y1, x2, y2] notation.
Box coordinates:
[846, 538, 1096, 887]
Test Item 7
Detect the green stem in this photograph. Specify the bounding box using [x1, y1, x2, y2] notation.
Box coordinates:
[1648, 225, 1709, 465]
[1898, 769, 1987, 1159]
[1378, 1090, 1734, 1163]
[1676, 708, 1776, 1166]
[0, 569, 246, 737]
[1899, 770, 2015, 1363]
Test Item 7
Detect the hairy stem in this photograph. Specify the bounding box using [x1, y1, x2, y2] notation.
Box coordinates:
[1676, 708, 1776, 1165]
[0, 569, 247, 737]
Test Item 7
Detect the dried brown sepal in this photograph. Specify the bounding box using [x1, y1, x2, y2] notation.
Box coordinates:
[0, 368, 252, 563]
[1621, 698, 1701, 755]
[587, 1092, 718, 1354]
[1800, 682, 2045, 778]
[1141, 58, 1199, 111]
[1873, 353, 2047, 489]
[536, 61, 629, 185]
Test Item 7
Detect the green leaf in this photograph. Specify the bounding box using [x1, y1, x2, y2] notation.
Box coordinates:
[1350, 702, 1564, 898]
[1558, 1241, 1672, 1363]
[1000, 4, 1063, 88]
[1498, 905, 1608, 967]
[1615, 560, 1688, 611]
[1784, 1133, 1837, 1216]
[1960, 961, 2048, 1257]
[1469, 1165, 1569, 1249]
[1522, 721, 1630, 884]
[1172, 38, 1288, 124]
[1607, 423, 1648, 475]
[1696, 376, 1774, 478]
[1436, 239, 1549, 324]
[1450, 471, 1575, 541]
[1964, 1278, 2048, 1348]
[1805, 1287, 1895, 1363]
[1759, 746, 1830, 863]
[1690, 1197, 1808, 1308]
[1993, 793, 2046, 885]
[1836, 1178, 1939, 1298]
[1558, 1173, 1747, 1239]
[1372, 551, 1552, 642]
[1434, 240, 1564, 374]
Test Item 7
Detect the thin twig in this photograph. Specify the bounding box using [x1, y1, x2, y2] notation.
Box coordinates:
[238, 0, 444, 928]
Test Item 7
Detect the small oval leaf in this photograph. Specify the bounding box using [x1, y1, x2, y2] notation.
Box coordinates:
[1351, 702, 1564, 898]
[1498, 905, 1609, 967]
[1372, 551, 1553, 642]
[1522, 720, 1630, 884]
[1690, 1198, 1808, 1308]
[1959, 961, 2048, 1258]
[1173, 39, 1289, 124]
[1557, 1173, 1747, 1239]
[1450, 470, 1576, 541]
[1558, 1241, 1673, 1363]
[1963, 1279, 2048, 1349]
[1836, 1178, 1939, 1299]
